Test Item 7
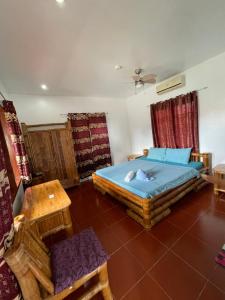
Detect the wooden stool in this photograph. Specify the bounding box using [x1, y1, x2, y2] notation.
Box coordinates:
[212, 164, 225, 196]
[4, 223, 113, 300]
[201, 173, 225, 199]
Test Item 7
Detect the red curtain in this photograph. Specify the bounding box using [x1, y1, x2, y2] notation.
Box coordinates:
[2, 100, 31, 182]
[68, 113, 95, 179]
[0, 124, 21, 300]
[68, 113, 112, 179]
[88, 113, 112, 170]
[151, 91, 199, 152]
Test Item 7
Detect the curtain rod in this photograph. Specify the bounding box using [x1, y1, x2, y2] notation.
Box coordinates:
[60, 112, 109, 117]
[146, 86, 208, 107]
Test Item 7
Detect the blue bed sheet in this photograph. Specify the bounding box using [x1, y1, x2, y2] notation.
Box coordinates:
[95, 158, 199, 199]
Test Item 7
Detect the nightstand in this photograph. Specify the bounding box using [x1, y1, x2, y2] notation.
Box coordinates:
[127, 154, 142, 161]
[213, 164, 225, 195]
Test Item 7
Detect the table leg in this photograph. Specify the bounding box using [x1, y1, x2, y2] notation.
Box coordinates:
[63, 207, 73, 237]
[214, 172, 220, 196]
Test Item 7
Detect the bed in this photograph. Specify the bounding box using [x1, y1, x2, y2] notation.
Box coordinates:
[92, 149, 212, 229]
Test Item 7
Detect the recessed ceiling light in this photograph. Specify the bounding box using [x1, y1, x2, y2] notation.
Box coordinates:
[114, 65, 122, 70]
[56, 0, 65, 4]
[41, 84, 48, 90]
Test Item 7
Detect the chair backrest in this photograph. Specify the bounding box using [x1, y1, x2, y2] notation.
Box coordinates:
[4, 222, 54, 300]
[13, 180, 24, 217]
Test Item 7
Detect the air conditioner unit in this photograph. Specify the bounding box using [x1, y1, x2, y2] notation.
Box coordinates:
[156, 75, 185, 94]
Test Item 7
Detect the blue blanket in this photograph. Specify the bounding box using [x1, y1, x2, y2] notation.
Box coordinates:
[95, 158, 199, 199]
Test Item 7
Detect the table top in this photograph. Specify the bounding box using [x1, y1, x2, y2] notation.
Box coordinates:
[21, 180, 71, 220]
[213, 164, 225, 174]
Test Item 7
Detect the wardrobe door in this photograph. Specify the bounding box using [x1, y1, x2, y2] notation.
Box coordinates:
[27, 131, 59, 182]
[51, 129, 79, 188]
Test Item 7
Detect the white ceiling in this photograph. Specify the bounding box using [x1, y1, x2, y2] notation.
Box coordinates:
[1, 0, 225, 97]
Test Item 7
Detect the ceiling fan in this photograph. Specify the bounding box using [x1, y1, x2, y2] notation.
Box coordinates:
[132, 68, 156, 88]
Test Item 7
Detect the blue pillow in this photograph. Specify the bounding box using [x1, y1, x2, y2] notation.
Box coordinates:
[165, 148, 192, 164]
[147, 147, 166, 161]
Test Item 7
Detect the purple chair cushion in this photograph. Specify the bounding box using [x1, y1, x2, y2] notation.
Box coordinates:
[50, 228, 109, 294]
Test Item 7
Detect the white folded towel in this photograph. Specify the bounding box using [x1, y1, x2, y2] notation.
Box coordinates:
[124, 171, 136, 182]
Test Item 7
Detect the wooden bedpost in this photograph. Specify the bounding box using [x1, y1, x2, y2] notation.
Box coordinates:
[202, 153, 212, 173]
[143, 201, 151, 229]
[143, 149, 148, 157]
[191, 152, 212, 173]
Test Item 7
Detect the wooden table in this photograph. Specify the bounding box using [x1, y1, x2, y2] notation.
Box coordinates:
[213, 164, 225, 196]
[21, 180, 73, 238]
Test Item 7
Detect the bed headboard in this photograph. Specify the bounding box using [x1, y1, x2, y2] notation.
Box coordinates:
[190, 152, 212, 172]
[143, 149, 212, 172]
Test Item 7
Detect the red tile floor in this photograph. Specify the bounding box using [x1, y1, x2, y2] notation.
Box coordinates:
[47, 181, 225, 300]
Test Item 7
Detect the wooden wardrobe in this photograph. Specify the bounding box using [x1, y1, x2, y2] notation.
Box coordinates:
[21, 121, 79, 188]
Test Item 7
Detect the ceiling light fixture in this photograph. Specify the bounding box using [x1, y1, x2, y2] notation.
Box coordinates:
[114, 65, 122, 70]
[135, 81, 144, 89]
[41, 84, 48, 90]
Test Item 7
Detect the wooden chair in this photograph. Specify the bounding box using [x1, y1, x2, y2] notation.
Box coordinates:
[4, 222, 113, 300]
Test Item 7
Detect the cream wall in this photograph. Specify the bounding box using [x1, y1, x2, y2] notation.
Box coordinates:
[126, 51, 225, 166]
[9, 94, 131, 164]
[5, 51, 225, 166]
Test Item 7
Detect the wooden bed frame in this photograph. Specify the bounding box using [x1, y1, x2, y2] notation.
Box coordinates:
[92, 150, 212, 229]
